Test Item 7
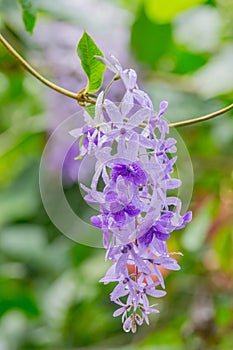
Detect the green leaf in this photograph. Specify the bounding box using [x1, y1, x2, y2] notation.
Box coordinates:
[17, 0, 37, 34]
[77, 31, 106, 93]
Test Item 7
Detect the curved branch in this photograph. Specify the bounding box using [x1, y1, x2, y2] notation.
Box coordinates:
[0, 33, 79, 100]
[169, 103, 233, 127]
[1, 33, 232, 126]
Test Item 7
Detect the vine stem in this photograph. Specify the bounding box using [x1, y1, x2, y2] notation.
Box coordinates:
[1, 33, 232, 127]
[0, 33, 79, 100]
[169, 103, 233, 127]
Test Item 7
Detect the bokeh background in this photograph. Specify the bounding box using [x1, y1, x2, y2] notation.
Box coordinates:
[0, 0, 233, 349]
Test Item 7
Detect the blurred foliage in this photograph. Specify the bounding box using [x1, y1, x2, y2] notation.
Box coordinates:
[0, 0, 233, 349]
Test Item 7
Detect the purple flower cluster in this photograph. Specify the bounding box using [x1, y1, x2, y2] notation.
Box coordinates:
[71, 56, 192, 332]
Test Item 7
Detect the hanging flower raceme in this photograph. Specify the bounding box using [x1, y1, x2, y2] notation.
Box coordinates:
[70, 56, 192, 332]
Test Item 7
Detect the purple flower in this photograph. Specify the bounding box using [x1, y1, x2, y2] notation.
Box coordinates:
[75, 55, 192, 332]
[111, 162, 147, 186]
[139, 226, 170, 246]
[111, 201, 141, 227]
[82, 126, 104, 149]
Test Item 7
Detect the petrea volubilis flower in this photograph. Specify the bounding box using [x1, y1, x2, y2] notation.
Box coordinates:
[70, 56, 192, 332]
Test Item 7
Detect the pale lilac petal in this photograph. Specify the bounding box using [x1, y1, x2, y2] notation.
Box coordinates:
[121, 68, 137, 90]
[126, 133, 139, 160]
[123, 316, 133, 333]
[69, 127, 83, 138]
[128, 108, 150, 127]
[154, 256, 180, 270]
[104, 99, 123, 123]
[111, 283, 129, 300]
[158, 101, 168, 116]
[121, 90, 134, 115]
[113, 307, 125, 317]
[166, 178, 182, 189]
[147, 289, 167, 298]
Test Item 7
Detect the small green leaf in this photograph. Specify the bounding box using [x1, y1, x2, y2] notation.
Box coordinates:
[17, 0, 37, 34]
[77, 31, 106, 93]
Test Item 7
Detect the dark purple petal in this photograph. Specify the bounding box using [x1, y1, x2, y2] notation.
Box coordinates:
[153, 222, 169, 234]
[111, 163, 128, 182]
[138, 227, 154, 246]
[176, 211, 192, 229]
[182, 211, 192, 225]
[112, 210, 126, 227]
[105, 191, 118, 202]
[154, 231, 170, 241]
[120, 244, 132, 256]
[82, 135, 89, 149]
[128, 163, 147, 186]
[81, 126, 104, 149]
[124, 203, 141, 217]
[111, 162, 147, 187]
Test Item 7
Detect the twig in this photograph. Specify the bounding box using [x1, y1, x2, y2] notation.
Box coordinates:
[0, 33, 80, 101]
[1, 33, 232, 126]
[169, 103, 233, 127]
